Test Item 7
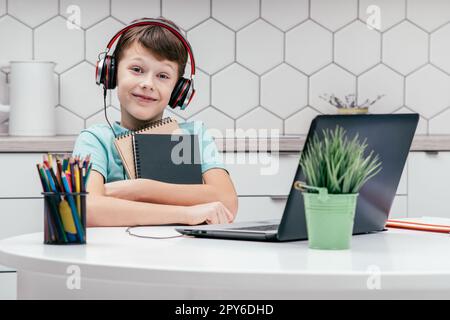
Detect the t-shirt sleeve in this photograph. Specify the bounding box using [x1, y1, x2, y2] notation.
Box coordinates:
[198, 122, 228, 174]
[72, 130, 108, 181]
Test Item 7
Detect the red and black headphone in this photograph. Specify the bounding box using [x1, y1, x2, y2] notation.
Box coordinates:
[95, 18, 196, 110]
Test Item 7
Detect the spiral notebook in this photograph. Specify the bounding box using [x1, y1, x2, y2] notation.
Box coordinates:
[133, 133, 203, 184]
[113, 117, 179, 179]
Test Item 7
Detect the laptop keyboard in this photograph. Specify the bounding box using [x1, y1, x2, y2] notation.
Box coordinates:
[228, 224, 279, 231]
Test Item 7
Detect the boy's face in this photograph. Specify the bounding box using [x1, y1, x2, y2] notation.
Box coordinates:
[116, 41, 179, 129]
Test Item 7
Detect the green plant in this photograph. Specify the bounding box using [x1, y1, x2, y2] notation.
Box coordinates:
[300, 126, 382, 194]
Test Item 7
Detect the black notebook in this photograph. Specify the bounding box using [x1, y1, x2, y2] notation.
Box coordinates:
[133, 133, 203, 184]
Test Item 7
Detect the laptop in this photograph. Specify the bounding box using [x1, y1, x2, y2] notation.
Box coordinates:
[176, 113, 419, 242]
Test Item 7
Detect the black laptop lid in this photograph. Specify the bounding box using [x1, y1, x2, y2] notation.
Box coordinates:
[277, 114, 419, 241]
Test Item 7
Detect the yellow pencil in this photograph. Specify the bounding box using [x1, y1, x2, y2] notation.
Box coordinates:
[75, 162, 81, 217]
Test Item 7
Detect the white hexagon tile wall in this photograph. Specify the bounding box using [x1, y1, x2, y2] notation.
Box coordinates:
[1, 0, 450, 136]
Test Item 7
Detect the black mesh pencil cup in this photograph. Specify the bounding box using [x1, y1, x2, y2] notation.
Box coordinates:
[42, 191, 88, 245]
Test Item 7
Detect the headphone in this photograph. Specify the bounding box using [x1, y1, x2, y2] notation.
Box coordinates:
[95, 18, 196, 110]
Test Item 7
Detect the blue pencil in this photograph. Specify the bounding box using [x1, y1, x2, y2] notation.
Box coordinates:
[61, 172, 85, 243]
[44, 167, 57, 193]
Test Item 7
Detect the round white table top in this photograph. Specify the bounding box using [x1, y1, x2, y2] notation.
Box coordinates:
[1, 226, 449, 294]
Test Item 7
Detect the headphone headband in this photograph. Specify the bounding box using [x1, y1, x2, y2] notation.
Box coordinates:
[104, 18, 195, 77]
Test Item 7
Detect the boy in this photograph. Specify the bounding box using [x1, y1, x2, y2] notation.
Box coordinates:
[73, 18, 238, 227]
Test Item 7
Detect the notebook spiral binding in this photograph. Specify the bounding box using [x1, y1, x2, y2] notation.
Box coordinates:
[135, 137, 141, 177]
[115, 117, 175, 140]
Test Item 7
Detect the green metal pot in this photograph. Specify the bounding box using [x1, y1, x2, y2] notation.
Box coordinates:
[303, 192, 358, 250]
[294, 181, 358, 250]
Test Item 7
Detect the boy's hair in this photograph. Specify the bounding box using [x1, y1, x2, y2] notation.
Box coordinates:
[113, 17, 188, 79]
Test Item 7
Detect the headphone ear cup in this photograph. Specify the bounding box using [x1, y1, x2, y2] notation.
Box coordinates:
[180, 81, 195, 110]
[104, 56, 112, 90]
[177, 79, 192, 109]
[95, 58, 105, 86]
[169, 78, 186, 108]
[95, 58, 106, 86]
[108, 56, 117, 89]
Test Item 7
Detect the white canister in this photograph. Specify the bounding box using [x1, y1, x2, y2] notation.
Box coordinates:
[8, 61, 56, 136]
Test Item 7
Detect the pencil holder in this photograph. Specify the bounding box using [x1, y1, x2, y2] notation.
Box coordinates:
[42, 192, 88, 245]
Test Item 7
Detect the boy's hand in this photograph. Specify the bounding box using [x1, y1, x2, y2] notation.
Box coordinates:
[184, 202, 234, 225]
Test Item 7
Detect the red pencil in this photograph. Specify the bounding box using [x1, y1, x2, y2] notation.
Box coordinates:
[43, 154, 49, 169]
[65, 172, 73, 192]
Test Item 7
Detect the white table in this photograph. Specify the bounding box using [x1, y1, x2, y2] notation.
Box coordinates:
[0, 226, 449, 299]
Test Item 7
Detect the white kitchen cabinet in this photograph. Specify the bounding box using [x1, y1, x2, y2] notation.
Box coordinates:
[0, 198, 43, 280]
[234, 196, 287, 222]
[0, 153, 44, 198]
[225, 152, 299, 196]
[0, 198, 43, 241]
[408, 152, 450, 218]
[389, 195, 408, 218]
[0, 154, 48, 300]
[396, 162, 408, 195]
[0, 272, 16, 300]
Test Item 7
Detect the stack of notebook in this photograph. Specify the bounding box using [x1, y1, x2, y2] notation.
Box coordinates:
[114, 117, 202, 184]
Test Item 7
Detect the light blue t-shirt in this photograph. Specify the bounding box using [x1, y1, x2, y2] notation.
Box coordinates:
[72, 120, 227, 183]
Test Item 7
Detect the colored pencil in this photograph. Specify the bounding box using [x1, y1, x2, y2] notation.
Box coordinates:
[39, 165, 68, 243]
[85, 162, 92, 185]
[61, 172, 85, 243]
[65, 172, 73, 192]
[59, 198, 78, 242]
[75, 162, 81, 217]
[62, 157, 68, 172]
[36, 164, 56, 243]
[56, 156, 63, 192]
[44, 167, 57, 193]
[80, 166, 85, 193]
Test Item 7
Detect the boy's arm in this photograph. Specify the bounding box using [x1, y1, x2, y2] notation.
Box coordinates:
[104, 168, 239, 219]
[86, 170, 188, 227]
[201, 168, 238, 219]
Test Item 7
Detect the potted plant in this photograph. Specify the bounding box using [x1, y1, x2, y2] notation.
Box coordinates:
[319, 93, 385, 115]
[295, 126, 382, 250]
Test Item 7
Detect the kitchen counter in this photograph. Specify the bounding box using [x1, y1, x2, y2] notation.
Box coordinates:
[0, 226, 450, 299]
[0, 134, 450, 152]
